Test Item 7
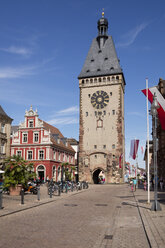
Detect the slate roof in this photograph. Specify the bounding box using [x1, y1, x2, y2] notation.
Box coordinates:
[0, 105, 13, 121]
[78, 36, 123, 79]
[41, 120, 75, 153]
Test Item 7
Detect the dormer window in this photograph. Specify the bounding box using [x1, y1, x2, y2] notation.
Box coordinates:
[29, 120, 34, 128]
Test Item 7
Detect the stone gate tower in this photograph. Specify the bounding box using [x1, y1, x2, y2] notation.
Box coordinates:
[78, 12, 126, 183]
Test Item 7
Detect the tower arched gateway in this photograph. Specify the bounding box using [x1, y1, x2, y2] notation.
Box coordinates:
[78, 12, 126, 184]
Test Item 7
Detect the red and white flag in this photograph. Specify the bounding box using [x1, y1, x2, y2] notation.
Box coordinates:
[130, 139, 139, 160]
[142, 86, 165, 130]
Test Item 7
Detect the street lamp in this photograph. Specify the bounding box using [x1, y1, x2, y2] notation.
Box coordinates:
[150, 93, 161, 211]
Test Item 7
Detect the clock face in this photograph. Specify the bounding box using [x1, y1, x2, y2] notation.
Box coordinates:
[91, 90, 109, 109]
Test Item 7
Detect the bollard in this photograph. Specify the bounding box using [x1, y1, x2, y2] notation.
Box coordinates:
[58, 185, 61, 196]
[37, 186, 40, 201]
[0, 191, 3, 209]
[21, 188, 24, 205]
[65, 184, 68, 193]
[50, 186, 52, 198]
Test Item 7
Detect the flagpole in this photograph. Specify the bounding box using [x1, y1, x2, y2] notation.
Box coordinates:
[146, 78, 150, 204]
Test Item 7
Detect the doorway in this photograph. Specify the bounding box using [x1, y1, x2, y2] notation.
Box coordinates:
[37, 165, 45, 182]
[93, 169, 104, 184]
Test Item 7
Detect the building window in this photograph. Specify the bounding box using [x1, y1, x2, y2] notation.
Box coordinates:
[53, 150, 56, 160]
[58, 152, 61, 161]
[112, 144, 115, 149]
[39, 150, 44, 160]
[112, 110, 115, 115]
[88, 94, 91, 97]
[1, 124, 5, 133]
[17, 150, 22, 157]
[103, 145, 106, 149]
[34, 133, 39, 142]
[94, 145, 97, 149]
[103, 111, 106, 115]
[1, 144, 4, 154]
[113, 155, 115, 159]
[22, 133, 28, 143]
[95, 155, 97, 158]
[27, 151, 33, 160]
[95, 111, 97, 116]
[29, 120, 34, 128]
[67, 155, 69, 162]
[104, 154, 107, 158]
[86, 112, 88, 117]
[110, 92, 112, 96]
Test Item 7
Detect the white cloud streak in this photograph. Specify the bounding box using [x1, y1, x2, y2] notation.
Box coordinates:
[117, 22, 149, 47]
[57, 106, 79, 115]
[127, 112, 144, 117]
[47, 106, 79, 126]
[0, 46, 32, 56]
[48, 117, 79, 125]
[0, 65, 36, 79]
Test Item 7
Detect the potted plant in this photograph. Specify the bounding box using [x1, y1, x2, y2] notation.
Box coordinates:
[3, 155, 35, 196]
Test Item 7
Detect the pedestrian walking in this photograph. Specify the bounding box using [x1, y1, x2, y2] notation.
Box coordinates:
[130, 180, 134, 192]
[143, 180, 147, 191]
[133, 178, 137, 191]
[160, 180, 164, 191]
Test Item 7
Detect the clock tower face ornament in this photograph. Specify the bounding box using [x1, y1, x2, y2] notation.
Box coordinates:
[91, 90, 109, 109]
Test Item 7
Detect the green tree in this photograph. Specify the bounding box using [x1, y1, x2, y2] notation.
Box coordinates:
[3, 155, 36, 189]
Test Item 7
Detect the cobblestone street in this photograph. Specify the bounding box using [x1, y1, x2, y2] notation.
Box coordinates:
[0, 184, 156, 248]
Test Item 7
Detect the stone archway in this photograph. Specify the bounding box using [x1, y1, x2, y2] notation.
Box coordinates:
[93, 168, 104, 184]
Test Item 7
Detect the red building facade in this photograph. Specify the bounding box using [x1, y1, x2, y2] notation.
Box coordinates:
[11, 106, 75, 182]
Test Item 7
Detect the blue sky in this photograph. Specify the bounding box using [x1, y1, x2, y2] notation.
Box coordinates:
[1, 0, 165, 169]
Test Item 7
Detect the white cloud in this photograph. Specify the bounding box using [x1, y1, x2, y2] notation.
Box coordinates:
[57, 106, 79, 115]
[0, 46, 32, 56]
[127, 112, 144, 117]
[0, 65, 36, 79]
[48, 117, 79, 125]
[117, 22, 149, 47]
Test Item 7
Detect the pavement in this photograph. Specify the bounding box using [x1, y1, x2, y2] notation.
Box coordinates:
[133, 184, 165, 248]
[0, 183, 165, 248]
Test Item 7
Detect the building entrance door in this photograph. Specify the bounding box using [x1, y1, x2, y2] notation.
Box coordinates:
[37, 165, 45, 182]
[93, 169, 102, 184]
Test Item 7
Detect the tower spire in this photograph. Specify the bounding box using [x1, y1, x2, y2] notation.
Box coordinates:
[97, 10, 108, 48]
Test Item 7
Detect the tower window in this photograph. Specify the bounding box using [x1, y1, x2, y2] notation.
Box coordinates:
[99, 78, 101, 82]
[86, 70, 90, 73]
[86, 112, 88, 117]
[90, 79, 93, 83]
[107, 77, 110, 82]
[97, 69, 101, 72]
[95, 155, 97, 158]
[104, 57, 108, 61]
[110, 92, 112, 96]
[103, 145, 106, 149]
[112, 110, 115, 115]
[98, 50, 102, 53]
[94, 78, 97, 83]
[82, 80, 84, 84]
[103, 111, 106, 115]
[116, 76, 119, 80]
[94, 145, 97, 149]
[88, 94, 91, 98]
[104, 154, 107, 158]
[110, 67, 114, 70]
[112, 144, 115, 149]
[91, 59, 94, 62]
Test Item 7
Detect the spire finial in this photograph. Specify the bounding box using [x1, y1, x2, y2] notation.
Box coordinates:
[102, 8, 104, 18]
